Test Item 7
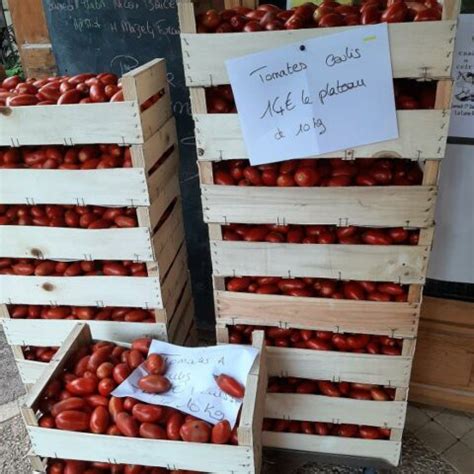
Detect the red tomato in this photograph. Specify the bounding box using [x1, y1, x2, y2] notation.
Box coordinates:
[51, 398, 86, 417]
[226, 277, 252, 292]
[180, 420, 211, 442]
[211, 420, 232, 444]
[132, 404, 164, 423]
[306, 338, 332, 351]
[90, 406, 110, 434]
[116, 412, 139, 437]
[294, 167, 321, 187]
[138, 375, 171, 394]
[66, 377, 97, 396]
[343, 281, 366, 300]
[55, 410, 90, 432]
[338, 424, 358, 437]
[139, 422, 167, 439]
[167, 412, 184, 440]
[318, 381, 341, 397]
[216, 374, 245, 398]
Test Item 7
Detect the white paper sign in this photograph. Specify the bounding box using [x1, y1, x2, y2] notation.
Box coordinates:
[112, 340, 259, 427]
[449, 15, 474, 139]
[226, 24, 398, 165]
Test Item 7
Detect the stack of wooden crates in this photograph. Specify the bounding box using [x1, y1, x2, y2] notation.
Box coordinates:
[0, 59, 195, 386]
[179, 0, 460, 466]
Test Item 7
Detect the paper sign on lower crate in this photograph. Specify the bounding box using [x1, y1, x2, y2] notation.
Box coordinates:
[113, 339, 259, 426]
[226, 23, 398, 165]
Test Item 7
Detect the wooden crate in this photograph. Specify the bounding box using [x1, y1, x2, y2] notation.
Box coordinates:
[0, 59, 171, 146]
[178, 1, 457, 161]
[217, 324, 408, 465]
[22, 323, 267, 473]
[0, 266, 194, 386]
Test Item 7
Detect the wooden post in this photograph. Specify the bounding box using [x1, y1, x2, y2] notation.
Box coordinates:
[8, 0, 57, 78]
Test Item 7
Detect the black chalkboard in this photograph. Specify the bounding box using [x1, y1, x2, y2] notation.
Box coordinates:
[42, 0, 213, 328]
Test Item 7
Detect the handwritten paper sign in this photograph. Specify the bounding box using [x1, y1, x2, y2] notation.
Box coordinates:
[112, 340, 259, 427]
[226, 24, 398, 165]
[449, 15, 474, 139]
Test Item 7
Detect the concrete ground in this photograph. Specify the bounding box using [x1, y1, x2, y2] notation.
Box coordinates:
[0, 327, 472, 473]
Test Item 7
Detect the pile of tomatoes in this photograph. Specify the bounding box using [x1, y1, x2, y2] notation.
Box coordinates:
[263, 418, 391, 439]
[223, 223, 419, 245]
[0, 74, 123, 107]
[197, 0, 442, 33]
[0, 145, 132, 169]
[206, 79, 436, 113]
[228, 325, 403, 355]
[226, 276, 408, 302]
[46, 459, 198, 474]
[214, 158, 423, 187]
[0, 205, 137, 228]
[0, 258, 147, 277]
[268, 377, 395, 400]
[9, 305, 155, 323]
[23, 346, 58, 363]
[37, 338, 238, 446]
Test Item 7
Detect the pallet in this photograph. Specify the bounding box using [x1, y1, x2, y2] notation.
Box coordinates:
[22, 323, 267, 473]
[0, 59, 171, 146]
[178, 1, 457, 161]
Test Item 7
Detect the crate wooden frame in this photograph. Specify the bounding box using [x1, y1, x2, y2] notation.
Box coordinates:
[0, 59, 171, 146]
[22, 323, 267, 473]
[216, 324, 407, 465]
[178, 1, 457, 161]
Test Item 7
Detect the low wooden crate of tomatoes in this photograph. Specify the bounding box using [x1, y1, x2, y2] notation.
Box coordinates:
[179, 0, 456, 161]
[0, 251, 193, 385]
[0, 59, 171, 146]
[217, 324, 410, 465]
[22, 324, 266, 473]
[2, 292, 194, 387]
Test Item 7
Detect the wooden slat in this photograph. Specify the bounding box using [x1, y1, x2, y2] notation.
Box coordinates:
[262, 432, 401, 467]
[265, 393, 407, 428]
[211, 241, 429, 284]
[202, 185, 436, 228]
[132, 117, 178, 173]
[215, 291, 419, 338]
[25, 428, 254, 473]
[167, 285, 194, 342]
[0, 102, 143, 146]
[1, 318, 168, 346]
[409, 382, 474, 413]
[160, 246, 190, 312]
[0, 275, 162, 308]
[16, 360, 46, 385]
[0, 169, 149, 206]
[0, 226, 153, 262]
[122, 58, 168, 106]
[147, 148, 180, 204]
[181, 21, 456, 86]
[195, 110, 449, 161]
[26, 323, 91, 409]
[138, 176, 181, 235]
[267, 347, 412, 387]
[151, 201, 186, 274]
